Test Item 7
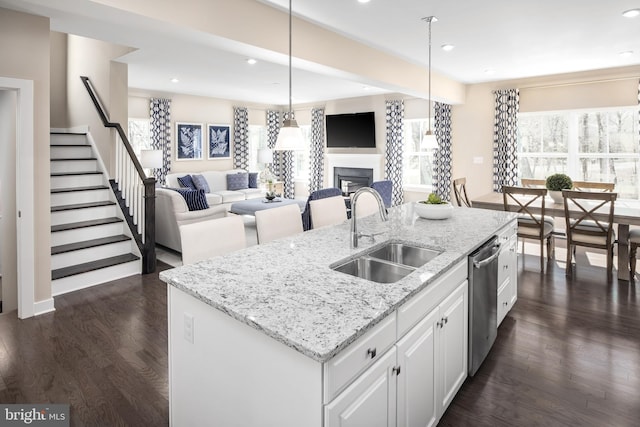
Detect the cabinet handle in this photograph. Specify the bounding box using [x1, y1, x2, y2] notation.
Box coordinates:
[366, 348, 377, 359]
[392, 366, 401, 376]
[443, 316, 448, 324]
[503, 302, 509, 306]
[436, 321, 442, 328]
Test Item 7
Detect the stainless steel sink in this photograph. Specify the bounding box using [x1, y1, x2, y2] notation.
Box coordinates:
[367, 243, 441, 268]
[331, 241, 442, 283]
[332, 257, 415, 284]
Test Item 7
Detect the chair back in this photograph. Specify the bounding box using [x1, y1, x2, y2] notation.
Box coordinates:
[452, 177, 471, 207]
[255, 204, 303, 244]
[370, 180, 393, 208]
[309, 196, 348, 229]
[571, 181, 615, 192]
[562, 190, 617, 247]
[350, 190, 380, 218]
[502, 186, 548, 237]
[302, 187, 342, 231]
[520, 178, 546, 188]
[179, 216, 246, 265]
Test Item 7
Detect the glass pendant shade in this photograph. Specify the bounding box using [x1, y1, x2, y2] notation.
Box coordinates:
[274, 118, 303, 151]
[422, 131, 438, 150]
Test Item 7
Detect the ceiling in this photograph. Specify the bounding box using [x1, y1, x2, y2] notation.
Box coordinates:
[2, 0, 639, 105]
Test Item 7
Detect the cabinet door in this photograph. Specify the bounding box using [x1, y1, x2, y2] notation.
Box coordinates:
[396, 307, 440, 427]
[508, 236, 518, 307]
[325, 347, 397, 427]
[437, 281, 468, 416]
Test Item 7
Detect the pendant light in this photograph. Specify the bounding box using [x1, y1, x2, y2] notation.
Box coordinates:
[422, 16, 438, 149]
[274, 0, 303, 151]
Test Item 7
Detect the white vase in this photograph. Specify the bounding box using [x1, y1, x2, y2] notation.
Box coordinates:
[548, 190, 564, 204]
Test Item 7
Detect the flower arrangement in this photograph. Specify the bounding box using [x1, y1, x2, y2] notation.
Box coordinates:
[419, 193, 449, 205]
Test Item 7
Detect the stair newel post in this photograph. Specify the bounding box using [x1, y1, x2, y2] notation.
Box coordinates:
[143, 177, 157, 274]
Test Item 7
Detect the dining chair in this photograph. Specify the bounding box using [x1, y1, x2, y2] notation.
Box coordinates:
[255, 203, 303, 244]
[309, 195, 348, 229]
[452, 177, 471, 207]
[350, 189, 381, 218]
[502, 186, 555, 271]
[179, 216, 246, 265]
[630, 229, 640, 278]
[562, 190, 617, 277]
[571, 181, 615, 192]
[301, 187, 343, 231]
[520, 178, 547, 188]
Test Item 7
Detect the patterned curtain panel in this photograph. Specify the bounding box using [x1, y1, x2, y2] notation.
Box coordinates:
[266, 110, 295, 199]
[432, 102, 453, 201]
[493, 89, 520, 192]
[309, 108, 325, 192]
[233, 107, 249, 170]
[384, 100, 405, 206]
[149, 97, 171, 185]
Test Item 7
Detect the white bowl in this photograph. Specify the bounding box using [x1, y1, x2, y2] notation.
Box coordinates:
[414, 201, 453, 220]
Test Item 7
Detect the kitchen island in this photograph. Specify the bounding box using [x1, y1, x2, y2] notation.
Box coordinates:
[160, 203, 516, 427]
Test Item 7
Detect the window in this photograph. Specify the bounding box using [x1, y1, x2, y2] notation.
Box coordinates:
[128, 118, 152, 158]
[402, 119, 435, 189]
[518, 107, 640, 199]
[247, 125, 268, 172]
[294, 125, 311, 180]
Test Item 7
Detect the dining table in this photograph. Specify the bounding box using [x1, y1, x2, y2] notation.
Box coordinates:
[471, 191, 640, 281]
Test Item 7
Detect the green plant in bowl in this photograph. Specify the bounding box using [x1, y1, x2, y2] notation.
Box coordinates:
[545, 174, 573, 191]
[420, 193, 448, 205]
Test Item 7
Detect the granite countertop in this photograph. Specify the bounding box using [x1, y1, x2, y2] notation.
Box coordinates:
[160, 203, 515, 363]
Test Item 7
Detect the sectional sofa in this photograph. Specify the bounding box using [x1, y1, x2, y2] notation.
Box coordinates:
[156, 169, 263, 252]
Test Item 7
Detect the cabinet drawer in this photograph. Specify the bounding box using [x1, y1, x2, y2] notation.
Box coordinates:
[397, 259, 467, 338]
[324, 313, 397, 403]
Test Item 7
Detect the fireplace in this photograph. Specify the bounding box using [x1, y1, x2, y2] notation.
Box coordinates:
[334, 167, 373, 195]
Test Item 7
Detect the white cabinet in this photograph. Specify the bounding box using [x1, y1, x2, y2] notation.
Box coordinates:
[497, 222, 518, 325]
[326, 279, 468, 427]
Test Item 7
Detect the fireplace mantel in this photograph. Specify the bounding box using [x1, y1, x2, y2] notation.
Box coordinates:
[325, 154, 383, 188]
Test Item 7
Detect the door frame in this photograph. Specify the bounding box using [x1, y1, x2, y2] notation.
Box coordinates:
[0, 76, 35, 319]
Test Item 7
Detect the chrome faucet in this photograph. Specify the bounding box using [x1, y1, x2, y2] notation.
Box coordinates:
[351, 187, 389, 248]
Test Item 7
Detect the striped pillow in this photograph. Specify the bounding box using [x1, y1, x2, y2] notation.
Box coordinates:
[171, 188, 209, 211]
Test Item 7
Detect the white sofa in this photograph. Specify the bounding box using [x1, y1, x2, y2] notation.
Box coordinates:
[156, 169, 263, 252]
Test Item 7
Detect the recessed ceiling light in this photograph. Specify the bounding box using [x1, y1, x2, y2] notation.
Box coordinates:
[247, 58, 257, 65]
[170, 78, 179, 83]
[619, 50, 634, 57]
[484, 68, 495, 75]
[362, 86, 371, 90]
[622, 9, 640, 18]
[358, 0, 371, 3]
[441, 44, 455, 52]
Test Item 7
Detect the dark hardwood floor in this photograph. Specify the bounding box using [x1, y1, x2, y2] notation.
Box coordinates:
[0, 246, 638, 426]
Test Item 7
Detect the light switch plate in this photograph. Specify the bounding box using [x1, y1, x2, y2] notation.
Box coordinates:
[184, 313, 194, 344]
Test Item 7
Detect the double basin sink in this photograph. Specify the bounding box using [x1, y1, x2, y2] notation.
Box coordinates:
[332, 241, 442, 284]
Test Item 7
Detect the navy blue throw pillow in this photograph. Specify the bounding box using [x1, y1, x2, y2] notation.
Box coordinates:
[248, 172, 259, 189]
[177, 175, 197, 190]
[191, 174, 210, 193]
[171, 188, 209, 211]
[227, 172, 249, 191]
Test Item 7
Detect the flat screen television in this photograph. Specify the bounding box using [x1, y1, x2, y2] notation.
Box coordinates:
[326, 112, 376, 148]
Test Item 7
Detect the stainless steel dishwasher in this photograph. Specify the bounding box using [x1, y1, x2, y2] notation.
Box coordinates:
[468, 236, 501, 376]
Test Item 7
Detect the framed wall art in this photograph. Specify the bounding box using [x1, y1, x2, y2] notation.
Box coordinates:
[175, 122, 203, 160]
[207, 124, 231, 159]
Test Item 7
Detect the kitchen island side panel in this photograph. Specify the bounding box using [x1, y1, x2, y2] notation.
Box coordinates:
[169, 286, 323, 427]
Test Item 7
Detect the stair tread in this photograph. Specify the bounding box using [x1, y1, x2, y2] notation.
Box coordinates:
[51, 185, 110, 194]
[51, 217, 123, 232]
[50, 144, 90, 147]
[51, 253, 140, 280]
[51, 171, 103, 176]
[50, 132, 87, 135]
[50, 158, 97, 161]
[52, 235, 131, 255]
[51, 201, 115, 212]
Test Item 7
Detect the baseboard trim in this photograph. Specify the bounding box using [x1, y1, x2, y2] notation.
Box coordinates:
[34, 298, 55, 316]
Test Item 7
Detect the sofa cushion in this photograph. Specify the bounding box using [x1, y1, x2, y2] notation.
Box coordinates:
[171, 188, 209, 211]
[191, 174, 210, 193]
[248, 172, 259, 189]
[227, 172, 249, 191]
[177, 175, 197, 190]
[205, 193, 223, 205]
[211, 190, 245, 203]
[237, 188, 264, 199]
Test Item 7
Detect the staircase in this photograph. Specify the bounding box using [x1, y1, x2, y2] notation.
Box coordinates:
[50, 132, 141, 296]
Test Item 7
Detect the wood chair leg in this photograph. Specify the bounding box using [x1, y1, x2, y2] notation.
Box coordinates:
[540, 240, 544, 272]
[566, 242, 572, 276]
[631, 243, 638, 278]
